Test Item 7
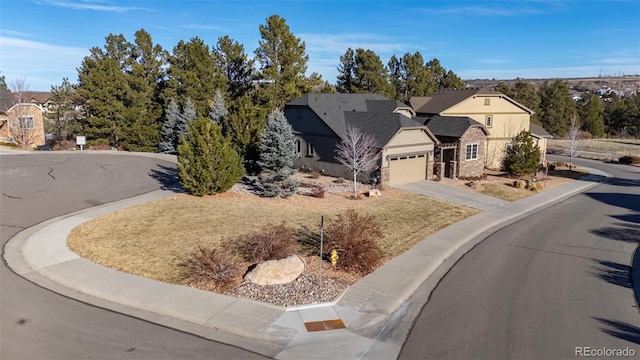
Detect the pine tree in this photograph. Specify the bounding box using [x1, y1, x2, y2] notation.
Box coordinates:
[226, 94, 268, 163]
[209, 90, 227, 125]
[213, 35, 255, 100]
[503, 130, 541, 176]
[578, 92, 604, 138]
[257, 111, 298, 197]
[538, 79, 574, 136]
[350, 48, 393, 97]
[177, 117, 243, 196]
[336, 48, 356, 93]
[159, 100, 179, 153]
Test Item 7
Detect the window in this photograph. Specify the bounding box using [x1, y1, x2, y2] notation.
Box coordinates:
[307, 142, 315, 157]
[465, 144, 478, 160]
[485, 115, 493, 127]
[295, 139, 301, 154]
[484, 98, 490, 106]
[18, 115, 35, 129]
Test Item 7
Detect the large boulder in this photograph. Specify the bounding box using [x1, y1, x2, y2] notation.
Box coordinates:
[244, 255, 305, 286]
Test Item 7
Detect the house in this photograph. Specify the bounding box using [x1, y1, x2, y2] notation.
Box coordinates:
[0, 89, 46, 149]
[410, 88, 551, 170]
[423, 115, 489, 179]
[284, 93, 439, 187]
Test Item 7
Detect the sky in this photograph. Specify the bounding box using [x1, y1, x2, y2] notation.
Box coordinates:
[1, 0, 639, 91]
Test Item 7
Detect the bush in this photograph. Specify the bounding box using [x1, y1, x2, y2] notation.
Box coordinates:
[311, 186, 325, 198]
[513, 180, 527, 189]
[324, 210, 382, 275]
[179, 247, 243, 292]
[528, 181, 544, 192]
[619, 155, 640, 165]
[548, 164, 556, 171]
[238, 223, 300, 263]
[334, 177, 345, 184]
[503, 130, 541, 175]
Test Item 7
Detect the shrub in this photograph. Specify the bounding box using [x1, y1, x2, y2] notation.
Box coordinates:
[619, 155, 640, 165]
[528, 181, 544, 192]
[179, 247, 243, 292]
[334, 177, 345, 184]
[238, 223, 300, 263]
[310, 171, 321, 179]
[503, 130, 541, 175]
[548, 164, 556, 171]
[324, 210, 383, 275]
[513, 180, 527, 189]
[311, 186, 325, 198]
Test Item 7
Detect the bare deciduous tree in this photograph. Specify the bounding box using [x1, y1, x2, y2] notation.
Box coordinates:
[335, 125, 380, 198]
[565, 114, 582, 170]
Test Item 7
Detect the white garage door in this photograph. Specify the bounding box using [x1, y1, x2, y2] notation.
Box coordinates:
[388, 154, 427, 185]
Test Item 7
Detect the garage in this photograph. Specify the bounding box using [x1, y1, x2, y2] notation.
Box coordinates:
[388, 154, 427, 185]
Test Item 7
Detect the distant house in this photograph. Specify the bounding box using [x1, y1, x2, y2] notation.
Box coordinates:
[284, 93, 439, 186]
[410, 88, 551, 169]
[0, 89, 46, 149]
[423, 115, 489, 179]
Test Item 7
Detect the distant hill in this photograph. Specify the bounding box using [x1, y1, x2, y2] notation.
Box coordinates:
[464, 76, 640, 93]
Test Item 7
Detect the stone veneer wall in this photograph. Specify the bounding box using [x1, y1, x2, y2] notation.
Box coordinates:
[458, 127, 486, 178]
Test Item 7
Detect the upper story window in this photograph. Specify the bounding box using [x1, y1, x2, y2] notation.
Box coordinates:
[18, 115, 35, 129]
[307, 142, 315, 157]
[484, 98, 490, 106]
[485, 115, 493, 127]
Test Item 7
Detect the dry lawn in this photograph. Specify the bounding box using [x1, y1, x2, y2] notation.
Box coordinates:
[548, 138, 640, 156]
[68, 187, 480, 285]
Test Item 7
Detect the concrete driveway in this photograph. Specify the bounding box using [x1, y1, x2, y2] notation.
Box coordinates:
[393, 180, 509, 210]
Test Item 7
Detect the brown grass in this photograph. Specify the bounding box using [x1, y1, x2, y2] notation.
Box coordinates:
[480, 183, 533, 201]
[68, 189, 480, 285]
[548, 138, 640, 156]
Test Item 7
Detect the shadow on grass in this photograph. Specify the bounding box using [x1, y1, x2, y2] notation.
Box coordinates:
[149, 164, 183, 192]
[590, 259, 632, 289]
[593, 318, 640, 345]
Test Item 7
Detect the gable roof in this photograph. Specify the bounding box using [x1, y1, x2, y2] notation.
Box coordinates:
[423, 115, 489, 140]
[529, 122, 553, 139]
[286, 93, 437, 147]
[23, 91, 52, 104]
[410, 87, 533, 115]
[0, 88, 13, 113]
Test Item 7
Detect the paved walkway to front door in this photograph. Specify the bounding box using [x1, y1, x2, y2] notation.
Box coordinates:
[394, 180, 509, 211]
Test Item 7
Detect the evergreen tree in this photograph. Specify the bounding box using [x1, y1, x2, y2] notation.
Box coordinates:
[47, 78, 78, 146]
[0, 71, 6, 89]
[512, 81, 541, 124]
[226, 94, 268, 163]
[213, 35, 255, 100]
[159, 99, 179, 153]
[426, 58, 464, 91]
[177, 117, 243, 196]
[254, 14, 309, 110]
[577, 92, 605, 137]
[165, 37, 221, 116]
[503, 130, 541, 175]
[538, 79, 574, 136]
[336, 48, 356, 93]
[388, 52, 433, 101]
[174, 98, 196, 146]
[352, 48, 393, 97]
[257, 111, 298, 197]
[209, 90, 227, 124]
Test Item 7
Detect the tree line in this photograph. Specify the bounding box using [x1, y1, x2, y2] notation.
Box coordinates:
[497, 79, 640, 138]
[39, 14, 469, 158]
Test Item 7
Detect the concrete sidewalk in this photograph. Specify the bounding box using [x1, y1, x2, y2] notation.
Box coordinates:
[3, 168, 610, 359]
[394, 180, 510, 210]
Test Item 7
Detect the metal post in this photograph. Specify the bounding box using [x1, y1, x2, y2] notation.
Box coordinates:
[319, 215, 324, 287]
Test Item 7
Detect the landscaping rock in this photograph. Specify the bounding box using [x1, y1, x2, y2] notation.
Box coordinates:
[245, 255, 305, 286]
[367, 189, 382, 198]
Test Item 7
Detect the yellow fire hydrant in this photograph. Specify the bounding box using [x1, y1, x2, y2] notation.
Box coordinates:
[330, 249, 339, 268]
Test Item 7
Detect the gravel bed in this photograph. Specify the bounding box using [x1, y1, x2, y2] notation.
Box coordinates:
[228, 272, 350, 307]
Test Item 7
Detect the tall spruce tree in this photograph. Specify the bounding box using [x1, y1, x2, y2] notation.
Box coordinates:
[257, 111, 298, 197]
[336, 48, 356, 93]
[210, 90, 227, 124]
[159, 100, 180, 153]
[174, 98, 196, 146]
[177, 117, 243, 196]
[503, 130, 541, 175]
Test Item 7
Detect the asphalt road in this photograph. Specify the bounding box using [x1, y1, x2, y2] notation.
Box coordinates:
[0, 153, 267, 360]
[399, 157, 640, 359]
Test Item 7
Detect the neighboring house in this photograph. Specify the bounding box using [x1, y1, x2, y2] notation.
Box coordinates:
[423, 115, 489, 179]
[284, 93, 439, 187]
[24, 91, 54, 112]
[0, 89, 46, 149]
[410, 88, 551, 170]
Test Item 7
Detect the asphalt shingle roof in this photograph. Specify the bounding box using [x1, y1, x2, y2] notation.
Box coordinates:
[529, 122, 553, 138]
[286, 93, 430, 147]
[423, 115, 489, 140]
[410, 88, 501, 115]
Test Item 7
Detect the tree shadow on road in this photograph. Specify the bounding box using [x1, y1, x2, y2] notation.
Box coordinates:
[584, 192, 640, 213]
[593, 317, 640, 345]
[589, 259, 632, 289]
[590, 222, 640, 244]
[149, 164, 184, 193]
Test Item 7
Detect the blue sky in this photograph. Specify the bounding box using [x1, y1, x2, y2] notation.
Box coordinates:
[1, 0, 639, 91]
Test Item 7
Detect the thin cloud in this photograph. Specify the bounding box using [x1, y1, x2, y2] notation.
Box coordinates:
[460, 64, 640, 80]
[477, 57, 511, 65]
[184, 24, 226, 31]
[46, 1, 150, 12]
[416, 1, 561, 17]
[301, 32, 412, 55]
